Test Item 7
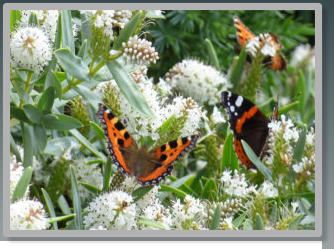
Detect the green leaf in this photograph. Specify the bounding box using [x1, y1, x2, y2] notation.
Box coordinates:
[160, 184, 187, 198]
[293, 126, 307, 162]
[159, 174, 194, 200]
[278, 101, 299, 115]
[70, 166, 83, 230]
[78, 39, 88, 58]
[230, 46, 247, 90]
[243, 219, 253, 230]
[12, 167, 32, 202]
[42, 114, 83, 130]
[10, 10, 22, 32]
[241, 140, 273, 182]
[132, 185, 154, 202]
[23, 104, 43, 124]
[34, 125, 47, 152]
[10, 134, 22, 162]
[61, 10, 75, 53]
[10, 106, 31, 123]
[28, 12, 39, 27]
[72, 85, 99, 111]
[90, 121, 105, 139]
[221, 132, 239, 172]
[102, 158, 113, 191]
[44, 137, 77, 156]
[254, 213, 264, 230]
[270, 201, 278, 224]
[201, 179, 218, 201]
[112, 12, 144, 50]
[11, 79, 33, 104]
[137, 217, 167, 230]
[57, 195, 71, 215]
[106, 60, 154, 117]
[41, 188, 58, 229]
[55, 48, 90, 81]
[205, 38, 220, 70]
[45, 71, 62, 99]
[296, 69, 306, 113]
[233, 212, 247, 228]
[69, 129, 106, 161]
[22, 123, 34, 167]
[209, 204, 221, 230]
[79, 182, 102, 195]
[37, 87, 55, 113]
[48, 214, 76, 224]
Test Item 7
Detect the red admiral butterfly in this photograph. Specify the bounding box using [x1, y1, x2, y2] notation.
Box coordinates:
[97, 104, 198, 185]
[221, 91, 272, 168]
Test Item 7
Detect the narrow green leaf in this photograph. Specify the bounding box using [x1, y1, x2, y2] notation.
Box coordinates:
[10, 134, 22, 162]
[12, 167, 32, 202]
[137, 217, 167, 230]
[221, 132, 239, 172]
[241, 140, 273, 182]
[103, 158, 113, 191]
[69, 129, 106, 161]
[201, 179, 218, 201]
[10, 106, 31, 123]
[34, 124, 47, 152]
[293, 126, 307, 162]
[278, 101, 299, 115]
[233, 212, 247, 228]
[78, 39, 88, 58]
[57, 195, 71, 215]
[23, 104, 43, 124]
[61, 10, 75, 53]
[132, 185, 154, 202]
[288, 214, 305, 229]
[90, 121, 104, 139]
[45, 72, 62, 99]
[48, 214, 76, 223]
[230, 46, 247, 90]
[296, 69, 306, 113]
[112, 12, 144, 50]
[205, 38, 220, 70]
[243, 219, 253, 230]
[159, 174, 194, 200]
[10, 10, 22, 32]
[160, 184, 187, 199]
[55, 13, 62, 50]
[37, 87, 55, 113]
[270, 201, 278, 224]
[55, 48, 90, 81]
[79, 182, 102, 195]
[254, 213, 264, 230]
[42, 114, 83, 130]
[44, 137, 78, 156]
[28, 12, 39, 27]
[22, 123, 34, 167]
[209, 204, 221, 230]
[106, 60, 154, 117]
[70, 166, 83, 230]
[41, 188, 58, 229]
[11, 79, 33, 104]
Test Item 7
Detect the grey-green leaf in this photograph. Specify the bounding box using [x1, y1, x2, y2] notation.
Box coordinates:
[70, 166, 83, 230]
[41, 188, 58, 229]
[293, 126, 307, 162]
[12, 167, 32, 202]
[61, 10, 75, 53]
[221, 132, 239, 172]
[205, 38, 220, 70]
[37, 87, 55, 113]
[23, 104, 43, 124]
[254, 213, 264, 230]
[209, 204, 221, 230]
[42, 114, 83, 130]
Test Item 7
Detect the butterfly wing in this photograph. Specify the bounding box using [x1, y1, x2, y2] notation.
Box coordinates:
[135, 136, 198, 185]
[97, 104, 136, 175]
[234, 16, 255, 48]
[221, 91, 269, 168]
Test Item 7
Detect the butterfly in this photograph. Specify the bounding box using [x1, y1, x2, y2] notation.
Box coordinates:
[97, 104, 198, 185]
[233, 15, 287, 71]
[221, 91, 277, 168]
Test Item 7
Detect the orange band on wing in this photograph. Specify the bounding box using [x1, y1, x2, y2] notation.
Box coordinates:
[233, 138, 252, 168]
[269, 53, 286, 71]
[136, 165, 171, 183]
[236, 106, 258, 134]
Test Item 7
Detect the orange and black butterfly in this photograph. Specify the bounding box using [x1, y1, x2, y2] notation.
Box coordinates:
[233, 16, 287, 71]
[97, 104, 198, 185]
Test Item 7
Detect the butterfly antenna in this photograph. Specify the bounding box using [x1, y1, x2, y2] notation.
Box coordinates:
[271, 93, 279, 121]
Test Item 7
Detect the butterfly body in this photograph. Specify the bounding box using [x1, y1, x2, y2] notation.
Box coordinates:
[221, 91, 269, 168]
[233, 16, 287, 71]
[97, 104, 198, 185]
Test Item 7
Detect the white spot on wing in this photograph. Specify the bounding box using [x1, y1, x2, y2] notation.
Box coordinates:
[230, 106, 235, 112]
[235, 96, 243, 107]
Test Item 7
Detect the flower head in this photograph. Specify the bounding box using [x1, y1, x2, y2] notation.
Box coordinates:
[166, 59, 231, 105]
[10, 27, 52, 74]
[220, 169, 256, 197]
[290, 44, 315, 70]
[10, 199, 49, 230]
[142, 201, 172, 230]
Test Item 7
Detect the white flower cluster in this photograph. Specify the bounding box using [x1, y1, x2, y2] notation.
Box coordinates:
[20, 10, 59, 43]
[95, 76, 203, 142]
[10, 27, 52, 74]
[246, 33, 279, 57]
[10, 199, 50, 230]
[165, 59, 231, 105]
[290, 44, 315, 70]
[122, 36, 159, 66]
[142, 202, 172, 230]
[264, 115, 300, 165]
[81, 10, 132, 38]
[84, 190, 136, 230]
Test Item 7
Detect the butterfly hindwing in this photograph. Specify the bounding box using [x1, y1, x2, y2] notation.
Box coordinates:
[97, 104, 135, 175]
[233, 15, 255, 48]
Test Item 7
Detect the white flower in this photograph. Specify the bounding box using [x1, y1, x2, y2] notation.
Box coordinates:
[136, 186, 160, 211]
[20, 10, 59, 43]
[166, 59, 231, 105]
[10, 27, 52, 74]
[222, 216, 234, 230]
[306, 127, 315, 146]
[211, 106, 226, 124]
[220, 170, 255, 197]
[258, 181, 278, 198]
[246, 37, 261, 57]
[246, 33, 279, 57]
[84, 191, 136, 230]
[290, 44, 314, 70]
[10, 155, 26, 200]
[142, 200, 172, 230]
[10, 199, 49, 230]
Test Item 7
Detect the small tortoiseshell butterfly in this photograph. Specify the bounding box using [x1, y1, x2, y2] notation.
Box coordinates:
[97, 104, 198, 185]
[233, 15, 287, 71]
[221, 91, 277, 169]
